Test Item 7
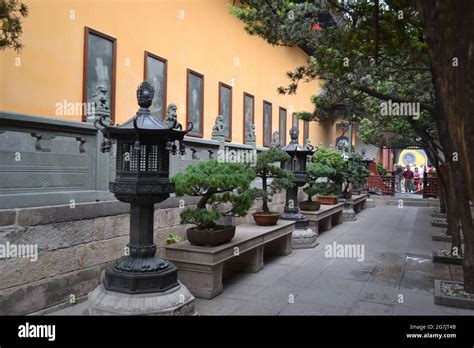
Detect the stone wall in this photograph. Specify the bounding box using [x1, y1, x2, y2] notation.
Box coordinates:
[0, 112, 114, 209]
[0, 191, 291, 315]
[0, 111, 253, 210]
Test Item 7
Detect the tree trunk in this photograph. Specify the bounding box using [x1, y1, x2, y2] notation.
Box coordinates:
[434, 84, 472, 285]
[437, 175, 447, 214]
[262, 176, 269, 213]
[425, 148, 446, 213]
[416, 0, 474, 293]
[434, 109, 461, 249]
[197, 192, 214, 209]
[446, 166, 462, 256]
[448, 162, 474, 290]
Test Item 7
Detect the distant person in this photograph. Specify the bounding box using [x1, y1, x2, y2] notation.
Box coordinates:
[403, 165, 414, 193]
[413, 167, 420, 191]
[419, 166, 425, 190]
[395, 164, 403, 192]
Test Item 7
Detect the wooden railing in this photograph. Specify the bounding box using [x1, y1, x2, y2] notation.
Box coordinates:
[367, 174, 395, 196]
[422, 174, 438, 198]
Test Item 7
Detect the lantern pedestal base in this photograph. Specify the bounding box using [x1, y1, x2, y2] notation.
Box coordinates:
[104, 256, 180, 294]
[291, 226, 319, 249]
[88, 282, 197, 315]
[342, 203, 357, 221]
[280, 215, 318, 249]
[365, 198, 376, 208]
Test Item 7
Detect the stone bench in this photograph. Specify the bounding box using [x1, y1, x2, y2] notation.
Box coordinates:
[165, 220, 295, 299]
[349, 194, 368, 213]
[301, 202, 344, 234]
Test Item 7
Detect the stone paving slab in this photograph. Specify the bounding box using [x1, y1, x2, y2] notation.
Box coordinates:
[279, 301, 349, 315]
[349, 300, 394, 315]
[357, 282, 399, 305]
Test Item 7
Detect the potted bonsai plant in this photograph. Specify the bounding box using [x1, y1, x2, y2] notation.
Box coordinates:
[252, 147, 294, 226]
[300, 183, 321, 211]
[307, 146, 345, 205]
[171, 160, 255, 246]
[342, 152, 370, 198]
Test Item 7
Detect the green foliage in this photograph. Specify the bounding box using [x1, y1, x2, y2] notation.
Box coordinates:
[344, 152, 370, 192]
[179, 209, 221, 230]
[303, 184, 319, 202]
[294, 111, 313, 122]
[305, 182, 339, 198]
[0, 0, 28, 51]
[171, 160, 256, 229]
[307, 146, 346, 183]
[306, 146, 345, 198]
[377, 163, 388, 176]
[166, 233, 183, 245]
[253, 147, 295, 213]
[305, 148, 368, 197]
[208, 190, 255, 217]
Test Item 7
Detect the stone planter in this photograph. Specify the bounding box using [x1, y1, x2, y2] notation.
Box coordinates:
[252, 212, 280, 226]
[432, 218, 448, 228]
[186, 225, 236, 246]
[299, 200, 321, 211]
[318, 196, 338, 205]
[434, 280, 474, 309]
[431, 212, 447, 219]
[431, 231, 464, 243]
[432, 250, 463, 265]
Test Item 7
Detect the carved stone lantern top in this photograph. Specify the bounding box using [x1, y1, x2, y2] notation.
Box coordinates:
[98, 81, 192, 140]
[280, 127, 314, 156]
[280, 127, 314, 184]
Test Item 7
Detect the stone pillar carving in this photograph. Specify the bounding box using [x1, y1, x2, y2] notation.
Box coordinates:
[244, 124, 256, 148]
[270, 131, 280, 148]
[211, 115, 226, 152]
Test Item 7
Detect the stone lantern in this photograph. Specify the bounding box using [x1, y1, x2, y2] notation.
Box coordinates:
[89, 81, 195, 315]
[279, 127, 317, 248]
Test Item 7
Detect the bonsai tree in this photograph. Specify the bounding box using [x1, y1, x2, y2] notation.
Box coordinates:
[303, 184, 319, 202]
[342, 152, 370, 195]
[301, 182, 323, 211]
[306, 146, 346, 199]
[253, 147, 294, 214]
[171, 160, 256, 230]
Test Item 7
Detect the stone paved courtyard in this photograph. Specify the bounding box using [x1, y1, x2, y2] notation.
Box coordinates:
[51, 204, 474, 316]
